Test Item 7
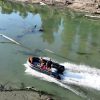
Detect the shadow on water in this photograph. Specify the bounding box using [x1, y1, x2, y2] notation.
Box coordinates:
[76, 51, 92, 55]
[17, 50, 38, 56]
[0, 40, 45, 57]
[16, 25, 43, 39]
[16, 49, 45, 57]
[0, 41, 15, 44]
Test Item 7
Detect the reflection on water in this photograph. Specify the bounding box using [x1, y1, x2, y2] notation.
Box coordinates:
[0, 1, 100, 100]
[69, 24, 80, 60]
[16, 13, 43, 39]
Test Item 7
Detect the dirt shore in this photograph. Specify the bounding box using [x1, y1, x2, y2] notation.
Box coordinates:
[0, 91, 53, 100]
[8, 0, 100, 15]
[0, 84, 55, 100]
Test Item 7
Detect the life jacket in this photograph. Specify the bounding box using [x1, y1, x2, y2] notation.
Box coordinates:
[40, 65, 47, 70]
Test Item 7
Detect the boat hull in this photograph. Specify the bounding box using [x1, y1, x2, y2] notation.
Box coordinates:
[26, 57, 65, 80]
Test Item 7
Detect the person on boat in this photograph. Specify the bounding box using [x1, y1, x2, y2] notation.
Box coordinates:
[46, 59, 52, 68]
[45, 59, 52, 73]
[28, 56, 33, 64]
[40, 58, 47, 70]
[28, 56, 40, 65]
[40, 58, 53, 73]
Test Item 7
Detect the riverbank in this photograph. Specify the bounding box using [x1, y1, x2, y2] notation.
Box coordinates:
[0, 83, 55, 100]
[6, 0, 100, 19]
[7, 0, 100, 14]
[0, 91, 53, 100]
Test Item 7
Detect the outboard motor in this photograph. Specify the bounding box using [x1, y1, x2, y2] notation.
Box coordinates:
[51, 63, 59, 69]
[57, 65, 65, 74]
[51, 63, 65, 74]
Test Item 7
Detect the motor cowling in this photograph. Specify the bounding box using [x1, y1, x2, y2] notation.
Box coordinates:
[57, 65, 65, 74]
[51, 63, 65, 74]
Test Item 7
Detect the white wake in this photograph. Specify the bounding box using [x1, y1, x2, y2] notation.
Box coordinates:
[61, 62, 100, 91]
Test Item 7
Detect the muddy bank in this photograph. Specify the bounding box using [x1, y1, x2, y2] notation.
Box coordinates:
[0, 83, 55, 100]
[0, 91, 53, 100]
[7, 0, 100, 15]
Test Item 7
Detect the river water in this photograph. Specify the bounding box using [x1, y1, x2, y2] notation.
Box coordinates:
[0, 1, 100, 100]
